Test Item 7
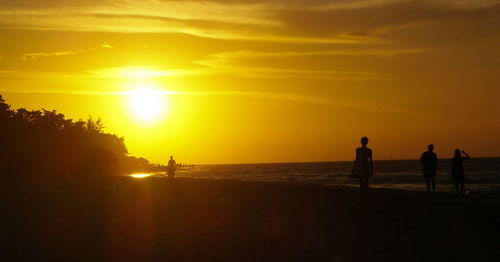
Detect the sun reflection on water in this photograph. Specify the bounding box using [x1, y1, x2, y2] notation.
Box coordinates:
[129, 173, 152, 178]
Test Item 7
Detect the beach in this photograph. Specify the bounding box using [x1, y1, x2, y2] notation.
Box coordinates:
[3, 177, 500, 261]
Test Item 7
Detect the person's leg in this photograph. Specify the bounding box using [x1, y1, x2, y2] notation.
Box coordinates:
[425, 177, 430, 192]
[431, 176, 436, 192]
[454, 180, 459, 193]
[361, 174, 369, 190]
[460, 177, 465, 192]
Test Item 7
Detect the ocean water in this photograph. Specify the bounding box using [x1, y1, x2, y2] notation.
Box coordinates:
[172, 158, 500, 192]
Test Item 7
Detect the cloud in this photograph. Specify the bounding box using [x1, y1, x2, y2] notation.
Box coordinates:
[88, 66, 196, 79]
[190, 48, 425, 80]
[87, 60, 384, 81]
[2, 0, 499, 84]
[21, 50, 85, 61]
[101, 42, 113, 48]
[194, 53, 384, 80]
[307, 0, 500, 10]
[19, 41, 116, 61]
[229, 67, 383, 81]
[0, 0, 104, 9]
[206, 48, 426, 60]
[0, 9, 370, 43]
[276, 1, 500, 39]
[3, 0, 497, 43]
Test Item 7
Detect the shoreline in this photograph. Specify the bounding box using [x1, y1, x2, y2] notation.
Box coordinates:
[131, 173, 500, 194]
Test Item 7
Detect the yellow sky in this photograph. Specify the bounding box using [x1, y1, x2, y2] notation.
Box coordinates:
[1, 0, 500, 164]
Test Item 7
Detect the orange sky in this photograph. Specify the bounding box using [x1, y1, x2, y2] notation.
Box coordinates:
[1, 0, 500, 164]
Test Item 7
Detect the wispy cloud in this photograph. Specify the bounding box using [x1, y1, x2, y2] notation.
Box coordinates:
[101, 42, 113, 49]
[192, 49, 426, 80]
[87, 66, 204, 79]
[309, 0, 500, 10]
[20, 42, 116, 61]
[0, 1, 280, 40]
[231, 67, 383, 81]
[0, 9, 370, 43]
[205, 48, 426, 60]
[2, 0, 499, 86]
[21, 50, 85, 61]
[1, 0, 497, 45]
[86, 62, 382, 81]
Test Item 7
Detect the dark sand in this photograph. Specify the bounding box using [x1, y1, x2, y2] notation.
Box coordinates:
[3, 177, 500, 261]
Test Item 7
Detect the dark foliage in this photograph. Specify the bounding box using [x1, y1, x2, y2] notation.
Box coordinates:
[0, 94, 153, 178]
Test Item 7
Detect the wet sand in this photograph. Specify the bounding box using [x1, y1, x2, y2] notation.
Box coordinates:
[3, 177, 500, 261]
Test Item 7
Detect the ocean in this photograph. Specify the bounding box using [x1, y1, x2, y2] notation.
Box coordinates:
[172, 158, 500, 192]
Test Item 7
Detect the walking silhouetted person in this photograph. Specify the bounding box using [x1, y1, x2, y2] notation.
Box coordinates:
[167, 155, 176, 178]
[420, 144, 437, 193]
[451, 149, 470, 193]
[351, 137, 373, 190]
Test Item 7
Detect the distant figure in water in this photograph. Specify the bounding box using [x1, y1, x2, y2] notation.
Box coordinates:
[451, 149, 470, 193]
[351, 137, 373, 190]
[420, 144, 437, 193]
[167, 155, 176, 178]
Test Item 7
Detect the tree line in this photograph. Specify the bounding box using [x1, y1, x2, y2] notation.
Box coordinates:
[0, 94, 160, 178]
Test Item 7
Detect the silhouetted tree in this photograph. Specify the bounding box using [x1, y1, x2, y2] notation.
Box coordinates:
[0, 94, 153, 178]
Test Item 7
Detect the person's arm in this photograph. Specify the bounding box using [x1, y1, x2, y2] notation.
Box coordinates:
[351, 149, 358, 176]
[462, 151, 470, 159]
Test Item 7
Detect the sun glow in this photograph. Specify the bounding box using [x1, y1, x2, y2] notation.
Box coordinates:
[120, 67, 171, 123]
[129, 88, 166, 121]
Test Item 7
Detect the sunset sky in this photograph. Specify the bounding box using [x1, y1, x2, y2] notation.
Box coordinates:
[1, 0, 499, 164]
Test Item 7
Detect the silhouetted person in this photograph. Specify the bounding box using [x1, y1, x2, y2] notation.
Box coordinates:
[451, 149, 470, 193]
[351, 137, 373, 190]
[420, 144, 437, 193]
[167, 155, 176, 178]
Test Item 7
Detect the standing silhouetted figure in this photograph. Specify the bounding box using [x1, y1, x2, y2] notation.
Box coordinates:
[351, 137, 373, 190]
[167, 155, 176, 178]
[420, 144, 437, 193]
[451, 149, 470, 193]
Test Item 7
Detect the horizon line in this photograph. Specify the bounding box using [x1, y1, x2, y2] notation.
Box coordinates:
[166, 156, 500, 166]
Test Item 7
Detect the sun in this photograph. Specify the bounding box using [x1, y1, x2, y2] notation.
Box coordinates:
[128, 87, 168, 122]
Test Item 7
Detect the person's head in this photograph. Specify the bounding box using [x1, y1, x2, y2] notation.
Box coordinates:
[454, 149, 461, 158]
[360, 136, 369, 146]
[170, 155, 173, 160]
[428, 144, 434, 152]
